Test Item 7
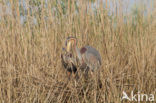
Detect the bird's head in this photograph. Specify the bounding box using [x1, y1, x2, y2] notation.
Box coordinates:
[65, 37, 77, 52]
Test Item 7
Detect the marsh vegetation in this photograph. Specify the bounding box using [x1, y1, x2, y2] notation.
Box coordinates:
[0, 0, 155, 102]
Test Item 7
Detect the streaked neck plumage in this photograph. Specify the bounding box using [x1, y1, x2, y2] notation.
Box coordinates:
[74, 44, 82, 64]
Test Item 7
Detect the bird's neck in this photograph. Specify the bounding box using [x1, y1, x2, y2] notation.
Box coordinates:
[74, 45, 82, 64]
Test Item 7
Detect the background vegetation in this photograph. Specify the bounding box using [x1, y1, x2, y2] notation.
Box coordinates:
[0, 0, 155, 102]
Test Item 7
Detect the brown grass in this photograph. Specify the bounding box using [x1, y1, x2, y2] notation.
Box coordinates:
[0, 0, 156, 103]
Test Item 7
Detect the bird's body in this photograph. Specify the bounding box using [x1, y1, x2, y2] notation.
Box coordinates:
[79, 46, 101, 71]
[61, 37, 102, 80]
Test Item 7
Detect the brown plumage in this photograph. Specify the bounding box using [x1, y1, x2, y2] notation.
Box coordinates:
[61, 48, 78, 79]
[62, 37, 102, 88]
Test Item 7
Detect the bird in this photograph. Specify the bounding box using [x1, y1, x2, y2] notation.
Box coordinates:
[64, 36, 102, 88]
[65, 37, 102, 72]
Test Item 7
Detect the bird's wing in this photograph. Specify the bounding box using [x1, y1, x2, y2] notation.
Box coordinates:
[79, 46, 101, 70]
[83, 46, 101, 65]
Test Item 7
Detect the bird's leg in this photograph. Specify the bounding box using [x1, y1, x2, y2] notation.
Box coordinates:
[72, 72, 79, 87]
[67, 71, 71, 80]
[92, 70, 98, 103]
[82, 67, 89, 83]
[84, 69, 88, 80]
[72, 72, 79, 81]
[97, 71, 102, 89]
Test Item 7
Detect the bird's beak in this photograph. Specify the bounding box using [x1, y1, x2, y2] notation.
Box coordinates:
[67, 41, 71, 52]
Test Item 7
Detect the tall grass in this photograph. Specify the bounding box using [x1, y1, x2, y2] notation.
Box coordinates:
[0, 0, 156, 102]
